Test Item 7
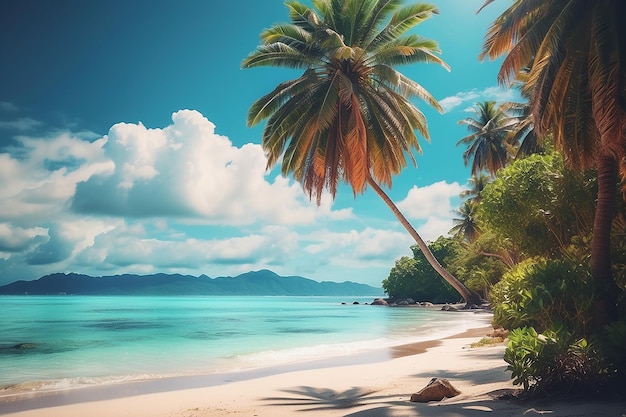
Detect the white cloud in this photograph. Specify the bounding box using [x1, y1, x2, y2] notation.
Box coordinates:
[417, 216, 455, 242]
[397, 181, 463, 219]
[71, 110, 346, 226]
[439, 85, 520, 114]
[396, 181, 463, 241]
[70, 223, 300, 275]
[0, 133, 113, 222]
[439, 91, 480, 113]
[0, 223, 48, 253]
[303, 227, 413, 269]
[0, 110, 365, 284]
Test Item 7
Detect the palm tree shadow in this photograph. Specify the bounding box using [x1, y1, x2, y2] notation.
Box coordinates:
[261, 385, 521, 416]
[262, 386, 396, 411]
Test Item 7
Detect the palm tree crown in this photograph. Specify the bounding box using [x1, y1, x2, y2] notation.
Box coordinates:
[450, 200, 481, 243]
[242, 0, 448, 204]
[244, 0, 484, 306]
[457, 101, 517, 177]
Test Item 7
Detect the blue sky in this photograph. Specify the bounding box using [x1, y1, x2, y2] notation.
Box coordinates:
[0, 0, 515, 287]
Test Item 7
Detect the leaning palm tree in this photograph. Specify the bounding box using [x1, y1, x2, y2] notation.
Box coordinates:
[242, 0, 483, 306]
[457, 100, 517, 178]
[479, 0, 626, 323]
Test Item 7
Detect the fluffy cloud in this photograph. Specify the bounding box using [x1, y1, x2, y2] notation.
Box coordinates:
[71, 223, 299, 273]
[0, 223, 48, 254]
[0, 110, 372, 284]
[72, 110, 348, 225]
[439, 91, 480, 113]
[303, 227, 413, 269]
[396, 181, 464, 241]
[439, 85, 519, 114]
[0, 132, 113, 222]
[2, 109, 462, 287]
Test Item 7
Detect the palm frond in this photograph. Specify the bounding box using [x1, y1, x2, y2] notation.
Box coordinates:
[247, 71, 315, 127]
[370, 2, 438, 48]
[357, 0, 401, 47]
[241, 43, 318, 70]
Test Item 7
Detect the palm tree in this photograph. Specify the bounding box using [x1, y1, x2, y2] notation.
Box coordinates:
[450, 200, 481, 243]
[457, 101, 517, 177]
[501, 72, 542, 158]
[460, 173, 490, 204]
[242, 0, 483, 306]
[479, 0, 626, 323]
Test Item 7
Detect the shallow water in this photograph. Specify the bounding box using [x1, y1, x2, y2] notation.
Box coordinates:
[0, 295, 486, 395]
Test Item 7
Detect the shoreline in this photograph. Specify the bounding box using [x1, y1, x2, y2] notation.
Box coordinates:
[3, 316, 625, 416]
[1, 312, 493, 415]
[0, 305, 488, 399]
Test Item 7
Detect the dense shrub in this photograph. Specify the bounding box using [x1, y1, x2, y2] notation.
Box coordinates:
[382, 238, 461, 303]
[489, 258, 595, 336]
[505, 327, 606, 397]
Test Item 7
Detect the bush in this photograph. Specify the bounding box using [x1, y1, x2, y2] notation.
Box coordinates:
[382, 238, 461, 303]
[598, 320, 626, 391]
[505, 327, 605, 397]
[489, 258, 595, 336]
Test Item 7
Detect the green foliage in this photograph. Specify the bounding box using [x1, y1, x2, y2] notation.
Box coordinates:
[598, 320, 626, 387]
[480, 152, 596, 258]
[449, 230, 510, 298]
[504, 327, 541, 391]
[382, 237, 461, 303]
[504, 327, 605, 397]
[490, 258, 595, 336]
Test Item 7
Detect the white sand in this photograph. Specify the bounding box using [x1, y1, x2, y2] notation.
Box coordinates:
[2, 324, 625, 417]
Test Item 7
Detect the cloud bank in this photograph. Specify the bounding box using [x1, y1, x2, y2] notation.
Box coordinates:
[3, 110, 459, 285]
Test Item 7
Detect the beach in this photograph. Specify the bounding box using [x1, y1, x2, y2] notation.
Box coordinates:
[3, 320, 624, 417]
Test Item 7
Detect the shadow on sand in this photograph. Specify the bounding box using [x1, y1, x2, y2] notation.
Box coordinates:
[262, 385, 522, 416]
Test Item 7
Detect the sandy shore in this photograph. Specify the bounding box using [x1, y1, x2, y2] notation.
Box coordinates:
[2, 322, 625, 417]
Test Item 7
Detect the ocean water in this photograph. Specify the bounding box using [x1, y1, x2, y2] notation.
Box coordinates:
[0, 296, 487, 397]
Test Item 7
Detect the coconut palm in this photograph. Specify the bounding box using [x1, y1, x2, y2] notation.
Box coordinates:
[450, 200, 481, 243]
[243, 0, 483, 306]
[460, 173, 490, 204]
[457, 101, 517, 177]
[479, 0, 626, 322]
[500, 72, 542, 158]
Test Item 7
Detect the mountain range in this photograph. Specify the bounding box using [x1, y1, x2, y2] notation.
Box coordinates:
[0, 270, 383, 296]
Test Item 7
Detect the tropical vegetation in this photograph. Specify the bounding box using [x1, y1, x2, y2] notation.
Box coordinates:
[384, 0, 626, 399]
[244, 0, 626, 399]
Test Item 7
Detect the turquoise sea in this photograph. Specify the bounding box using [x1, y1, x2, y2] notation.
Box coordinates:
[0, 296, 488, 399]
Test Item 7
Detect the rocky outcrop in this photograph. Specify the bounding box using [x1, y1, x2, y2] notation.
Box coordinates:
[410, 378, 461, 402]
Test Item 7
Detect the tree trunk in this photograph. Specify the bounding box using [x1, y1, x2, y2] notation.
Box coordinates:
[591, 153, 620, 324]
[366, 175, 484, 307]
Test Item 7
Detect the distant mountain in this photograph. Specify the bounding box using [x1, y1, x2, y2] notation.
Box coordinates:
[0, 270, 383, 296]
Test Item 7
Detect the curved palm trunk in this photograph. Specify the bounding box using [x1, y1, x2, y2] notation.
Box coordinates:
[591, 153, 620, 324]
[366, 175, 484, 307]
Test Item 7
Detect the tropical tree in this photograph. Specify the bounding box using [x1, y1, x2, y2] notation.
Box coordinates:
[242, 0, 483, 306]
[479, 0, 626, 323]
[450, 200, 481, 243]
[457, 100, 517, 177]
[383, 239, 463, 303]
[501, 71, 543, 158]
[460, 173, 490, 204]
